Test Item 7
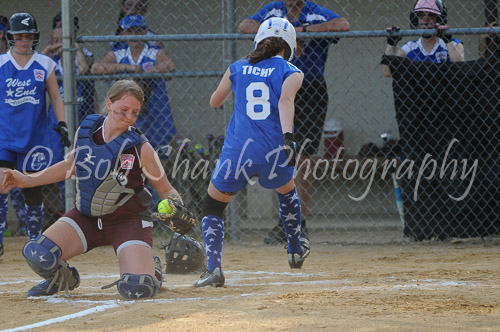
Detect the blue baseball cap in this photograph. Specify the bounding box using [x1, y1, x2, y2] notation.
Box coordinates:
[120, 14, 147, 30]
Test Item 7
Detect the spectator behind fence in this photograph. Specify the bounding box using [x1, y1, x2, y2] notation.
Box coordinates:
[2, 79, 182, 299]
[49, 11, 97, 121]
[478, 21, 499, 58]
[238, 0, 350, 245]
[111, 0, 163, 50]
[91, 14, 177, 149]
[193, 17, 309, 288]
[40, 14, 96, 223]
[382, 0, 464, 78]
[0, 13, 70, 258]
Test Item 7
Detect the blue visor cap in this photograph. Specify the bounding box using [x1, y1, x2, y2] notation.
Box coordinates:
[120, 15, 147, 30]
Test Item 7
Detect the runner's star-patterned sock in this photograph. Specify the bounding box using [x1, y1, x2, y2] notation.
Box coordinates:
[277, 187, 302, 254]
[201, 215, 224, 273]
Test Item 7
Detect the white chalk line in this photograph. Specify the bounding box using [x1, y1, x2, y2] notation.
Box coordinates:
[0, 272, 482, 332]
[0, 280, 25, 286]
[0, 270, 322, 288]
[0, 302, 119, 332]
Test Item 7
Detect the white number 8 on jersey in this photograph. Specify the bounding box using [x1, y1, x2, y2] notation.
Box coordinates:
[246, 82, 270, 120]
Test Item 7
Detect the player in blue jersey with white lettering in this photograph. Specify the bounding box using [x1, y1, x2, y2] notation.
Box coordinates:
[0, 15, 28, 238]
[0, 13, 70, 258]
[382, 0, 464, 77]
[91, 14, 176, 150]
[193, 17, 309, 288]
[239, 0, 350, 245]
[2, 80, 183, 299]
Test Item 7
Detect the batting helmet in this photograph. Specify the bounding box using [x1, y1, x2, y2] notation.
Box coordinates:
[253, 17, 296, 61]
[164, 233, 206, 274]
[6, 13, 40, 50]
[410, 0, 447, 29]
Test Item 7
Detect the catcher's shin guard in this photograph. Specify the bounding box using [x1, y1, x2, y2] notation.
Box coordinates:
[23, 235, 81, 296]
[23, 235, 62, 279]
[102, 273, 161, 299]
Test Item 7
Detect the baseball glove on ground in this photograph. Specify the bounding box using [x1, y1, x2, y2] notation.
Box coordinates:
[152, 194, 196, 235]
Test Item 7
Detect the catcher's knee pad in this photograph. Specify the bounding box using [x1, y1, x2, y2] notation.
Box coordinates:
[23, 186, 43, 205]
[22, 235, 62, 279]
[116, 274, 160, 299]
[201, 195, 228, 219]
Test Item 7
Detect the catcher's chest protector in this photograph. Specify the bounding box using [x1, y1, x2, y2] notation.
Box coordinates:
[75, 114, 146, 217]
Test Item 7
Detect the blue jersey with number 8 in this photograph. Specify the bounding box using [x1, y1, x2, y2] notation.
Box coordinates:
[221, 56, 301, 165]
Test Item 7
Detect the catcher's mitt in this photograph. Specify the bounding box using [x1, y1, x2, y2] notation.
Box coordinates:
[152, 194, 196, 235]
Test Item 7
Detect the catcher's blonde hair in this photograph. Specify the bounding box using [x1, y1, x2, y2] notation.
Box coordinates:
[102, 79, 144, 114]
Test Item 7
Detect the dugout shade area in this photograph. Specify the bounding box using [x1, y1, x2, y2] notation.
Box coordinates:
[381, 55, 500, 241]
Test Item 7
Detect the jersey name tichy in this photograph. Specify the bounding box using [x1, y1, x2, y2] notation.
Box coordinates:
[241, 66, 275, 77]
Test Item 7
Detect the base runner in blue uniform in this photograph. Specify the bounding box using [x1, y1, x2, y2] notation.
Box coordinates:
[0, 13, 70, 259]
[2, 80, 183, 299]
[238, 0, 351, 245]
[193, 17, 310, 288]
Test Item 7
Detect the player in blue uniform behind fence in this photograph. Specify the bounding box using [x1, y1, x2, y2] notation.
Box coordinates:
[91, 14, 177, 150]
[2, 80, 183, 299]
[0, 13, 70, 258]
[193, 17, 310, 288]
[382, 0, 464, 77]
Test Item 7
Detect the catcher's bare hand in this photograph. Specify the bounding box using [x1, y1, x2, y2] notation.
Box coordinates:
[152, 194, 196, 235]
[2, 169, 27, 191]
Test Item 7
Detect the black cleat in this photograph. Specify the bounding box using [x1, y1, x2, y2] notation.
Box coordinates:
[288, 238, 310, 269]
[193, 267, 225, 287]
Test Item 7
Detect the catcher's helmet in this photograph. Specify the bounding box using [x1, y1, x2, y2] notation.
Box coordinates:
[253, 17, 296, 61]
[6, 13, 40, 50]
[164, 233, 206, 274]
[410, 0, 447, 29]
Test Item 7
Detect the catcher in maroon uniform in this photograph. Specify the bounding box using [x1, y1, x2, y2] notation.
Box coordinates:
[2, 80, 185, 299]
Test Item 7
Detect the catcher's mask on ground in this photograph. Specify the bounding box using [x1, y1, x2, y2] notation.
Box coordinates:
[164, 233, 206, 274]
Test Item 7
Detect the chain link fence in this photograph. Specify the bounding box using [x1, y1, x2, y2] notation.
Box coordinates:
[3, 0, 500, 244]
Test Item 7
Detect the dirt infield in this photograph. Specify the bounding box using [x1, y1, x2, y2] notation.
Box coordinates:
[1, 235, 500, 332]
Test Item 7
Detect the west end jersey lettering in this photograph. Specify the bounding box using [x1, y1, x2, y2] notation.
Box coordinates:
[242, 65, 275, 77]
[6, 78, 32, 87]
[5, 78, 38, 98]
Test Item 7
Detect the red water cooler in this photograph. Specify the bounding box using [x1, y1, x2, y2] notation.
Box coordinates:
[323, 119, 344, 158]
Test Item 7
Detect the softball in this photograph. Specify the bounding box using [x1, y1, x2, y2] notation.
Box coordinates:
[158, 199, 173, 214]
